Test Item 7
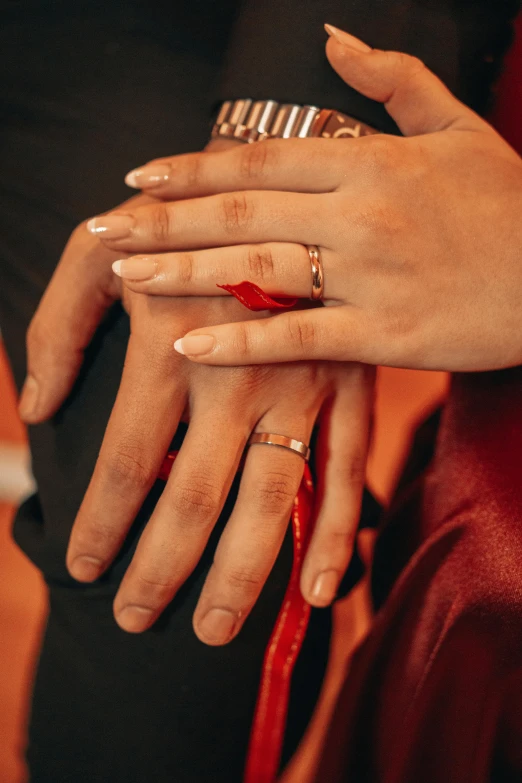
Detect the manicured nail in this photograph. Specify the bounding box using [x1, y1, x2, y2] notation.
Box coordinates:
[198, 608, 237, 644]
[112, 257, 158, 281]
[324, 24, 372, 52]
[311, 569, 340, 605]
[174, 335, 216, 356]
[117, 605, 154, 633]
[18, 375, 39, 421]
[87, 214, 135, 240]
[125, 164, 171, 189]
[69, 555, 104, 582]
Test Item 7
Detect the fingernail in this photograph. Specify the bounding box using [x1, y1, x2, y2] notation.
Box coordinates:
[174, 335, 216, 356]
[311, 569, 340, 605]
[18, 375, 39, 421]
[324, 24, 372, 52]
[69, 555, 104, 582]
[112, 257, 158, 280]
[125, 164, 171, 189]
[117, 605, 154, 633]
[87, 214, 135, 240]
[198, 608, 237, 644]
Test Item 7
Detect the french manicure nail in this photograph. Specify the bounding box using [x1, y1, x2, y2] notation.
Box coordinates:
[112, 257, 158, 280]
[125, 164, 171, 189]
[87, 214, 135, 240]
[198, 608, 237, 644]
[174, 335, 216, 356]
[117, 605, 154, 633]
[324, 24, 372, 52]
[69, 555, 104, 582]
[18, 375, 39, 421]
[311, 569, 340, 605]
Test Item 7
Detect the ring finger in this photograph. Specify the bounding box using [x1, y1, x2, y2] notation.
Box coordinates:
[192, 410, 317, 646]
[113, 243, 340, 301]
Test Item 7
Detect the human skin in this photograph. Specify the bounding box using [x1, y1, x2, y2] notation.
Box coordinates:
[18, 140, 374, 646]
[100, 27, 522, 372]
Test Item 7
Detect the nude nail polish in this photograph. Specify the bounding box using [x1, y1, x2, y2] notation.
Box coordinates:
[87, 214, 135, 239]
[198, 608, 237, 644]
[174, 335, 216, 356]
[125, 164, 171, 189]
[324, 24, 372, 52]
[311, 569, 339, 605]
[112, 257, 158, 280]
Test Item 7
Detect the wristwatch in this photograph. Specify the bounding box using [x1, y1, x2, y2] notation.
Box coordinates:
[212, 99, 378, 143]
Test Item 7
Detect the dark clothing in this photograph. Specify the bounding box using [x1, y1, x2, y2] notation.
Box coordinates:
[0, 1, 519, 782]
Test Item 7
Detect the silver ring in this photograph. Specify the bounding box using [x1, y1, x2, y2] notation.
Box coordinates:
[307, 245, 324, 301]
[248, 433, 311, 462]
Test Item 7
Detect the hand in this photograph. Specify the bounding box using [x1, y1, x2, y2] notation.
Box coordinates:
[65, 287, 374, 642]
[90, 28, 522, 372]
[18, 141, 374, 641]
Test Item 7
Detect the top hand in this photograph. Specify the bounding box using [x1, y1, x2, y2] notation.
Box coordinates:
[91, 28, 522, 372]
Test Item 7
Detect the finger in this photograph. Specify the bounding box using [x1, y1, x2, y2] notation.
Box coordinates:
[173, 307, 368, 366]
[193, 412, 314, 646]
[300, 364, 375, 607]
[112, 243, 339, 300]
[113, 405, 251, 633]
[19, 224, 120, 423]
[123, 139, 345, 197]
[66, 313, 185, 582]
[86, 191, 324, 253]
[19, 193, 156, 425]
[325, 25, 488, 137]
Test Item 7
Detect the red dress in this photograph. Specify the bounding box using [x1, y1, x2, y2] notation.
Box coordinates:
[317, 16, 522, 783]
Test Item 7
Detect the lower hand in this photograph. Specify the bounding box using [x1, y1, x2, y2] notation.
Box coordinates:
[65, 288, 374, 643]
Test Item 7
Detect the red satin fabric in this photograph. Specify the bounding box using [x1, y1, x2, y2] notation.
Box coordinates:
[317, 17, 522, 783]
[217, 281, 297, 311]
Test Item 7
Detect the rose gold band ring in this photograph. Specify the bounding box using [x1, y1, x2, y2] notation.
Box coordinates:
[307, 245, 324, 301]
[248, 433, 311, 462]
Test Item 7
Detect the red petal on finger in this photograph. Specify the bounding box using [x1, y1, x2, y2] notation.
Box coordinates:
[217, 281, 298, 312]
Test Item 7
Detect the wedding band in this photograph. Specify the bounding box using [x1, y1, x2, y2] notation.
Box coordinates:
[307, 245, 324, 301]
[248, 433, 311, 462]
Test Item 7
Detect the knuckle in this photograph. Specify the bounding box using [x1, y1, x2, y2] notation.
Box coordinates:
[220, 192, 255, 234]
[223, 565, 263, 594]
[239, 142, 273, 181]
[253, 470, 297, 517]
[133, 571, 176, 605]
[173, 479, 222, 526]
[151, 203, 173, 242]
[246, 245, 275, 281]
[104, 448, 155, 495]
[175, 252, 195, 286]
[231, 322, 252, 359]
[184, 153, 204, 189]
[287, 315, 317, 353]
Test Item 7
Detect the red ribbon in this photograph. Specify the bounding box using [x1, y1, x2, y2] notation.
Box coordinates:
[157, 452, 315, 783]
[217, 281, 297, 311]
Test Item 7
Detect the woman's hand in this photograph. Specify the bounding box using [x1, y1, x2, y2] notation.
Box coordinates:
[65, 287, 374, 642]
[91, 28, 522, 372]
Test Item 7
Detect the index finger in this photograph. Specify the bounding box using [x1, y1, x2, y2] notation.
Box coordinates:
[123, 137, 366, 199]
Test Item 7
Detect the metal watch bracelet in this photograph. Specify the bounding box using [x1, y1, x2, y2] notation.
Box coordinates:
[212, 99, 378, 143]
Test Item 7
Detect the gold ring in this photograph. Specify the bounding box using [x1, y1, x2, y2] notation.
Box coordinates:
[248, 433, 311, 461]
[307, 245, 324, 300]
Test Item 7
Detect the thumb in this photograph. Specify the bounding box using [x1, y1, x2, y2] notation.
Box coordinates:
[19, 224, 121, 424]
[324, 25, 487, 137]
[19, 192, 156, 424]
